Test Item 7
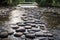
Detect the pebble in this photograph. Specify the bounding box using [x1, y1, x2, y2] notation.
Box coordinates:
[21, 35, 25, 39]
[23, 31, 29, 35]
[31, 27, 40, 32]
[10, 25, 19, 29]
[35, 32, 44, 37]
[0, 31, 8, 38]
[11, 26, 19, 29]
[16, 22, 25, 26]
[16, 27, 25, 32]
[25, 33, 35, 39]
[8, 31, 14, 35]
[25, 26, 32, 29]
[14, 32, 23, 37]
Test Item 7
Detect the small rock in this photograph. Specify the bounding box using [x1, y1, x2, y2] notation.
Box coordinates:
[25, 33, 35, 39]
[11, 26, 19, 29]
[23, 32, 29, 35]
[0, 31, 8, 38]
[14, 32, 23, 37]
[16, 22, 25, 26]
[35, 32, 44, 37]
[8, 31, 14, 35]
[31, 27, 40, 32]
[21, 35, 25, 39]
[10, 25, 19, 29]
[25, 26, 32, 29]
[16, 27, 25, 32]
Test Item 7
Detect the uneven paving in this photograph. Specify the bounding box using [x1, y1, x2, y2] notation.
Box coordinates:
[0, 6, 54, 40]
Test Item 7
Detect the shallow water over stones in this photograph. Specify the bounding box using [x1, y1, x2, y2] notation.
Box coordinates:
[0, 6, 60, 40]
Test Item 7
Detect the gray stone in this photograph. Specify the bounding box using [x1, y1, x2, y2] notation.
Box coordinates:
[16, 22, 25, 26]
[31, 27, 40, 32]
[11, 26, 19, 29]
[0, 31, 8, 38]
[16, 27, 25, 32]
[35, 32, 46, 37]
[23, 31, 29, 35]
[14, 32, 23, 37]
[25, 33, 35, 39]
[25, 26, 32, 29]
[21, 35, 25, 39]
[10, 24, 19, 29]
[8, 31, 14, 35]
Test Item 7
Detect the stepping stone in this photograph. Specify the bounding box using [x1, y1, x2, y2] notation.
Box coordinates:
[21, 35, 25, 39]
[11, 26, 19, 29]
[35, 32, 44, 37]
[16, 22, 25, 26]
[0, 31, 8, 38]
[10, 25, 19, 29]
[46, 33, 53, 37]
[28, 31, 35, 33]
[23, 31, 29, 35]
[31, 25, 36, 27]
[25, 26, 32, 29]
[31, 27, 40, 32]
[8, 31, 14, 35]
[25, 33, 35, 39]
[25, 21, 35, 23]
[22, 19, 27, 21]
[14, 32, 23, 37]
[16, 27, 25, 32]
[22, 14, 27, 16]
[27, 29, 35, 33]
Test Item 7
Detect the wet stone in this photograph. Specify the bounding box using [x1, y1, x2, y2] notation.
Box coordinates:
[23, 31, 29, 35]
[16, 22, 26, 26]
[22, 14, 27, 16]
[16, 27, 25, 32]
[25, 33, 35, 39]
[11, 26, 19, 29]
[46, 33, 53, 37]
[0, 31, 8, 38]
[21, 35, 25, 39]
[35, 32, 44, 37]
[14, 32, 23, 37]
[28, 30, 35, 33]
[2, 38, 11, 40]
[31, 27, 40, 32]
[25, 26, 32, 29]
[10, 24, 19, 29]
[8, 31, 14, 35]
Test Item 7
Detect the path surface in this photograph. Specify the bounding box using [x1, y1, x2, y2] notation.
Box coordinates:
[1, 5, 60, 40]
[3, 5, 53, 40]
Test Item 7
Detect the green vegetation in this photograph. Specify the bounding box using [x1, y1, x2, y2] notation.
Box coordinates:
[0, 0, 35, 6]
[0, 0, 60, 7]
[35, 0, 60, 7]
